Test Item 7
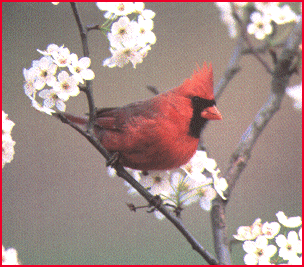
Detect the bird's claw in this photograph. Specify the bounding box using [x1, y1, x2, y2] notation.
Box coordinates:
[106, 152, 120, 167]
[147, 195, 163, 213]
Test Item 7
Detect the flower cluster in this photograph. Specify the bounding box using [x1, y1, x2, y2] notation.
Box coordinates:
[23, 44, 95, 115]
[2, 245, 20, 265]
[247, 3, 298, 40]
[96, 2, 156, 68]
[215, 2, 300, 40]
[108, 150, 228, 220]
[2, 111, 16, 168]
[234, 211, 302, 265]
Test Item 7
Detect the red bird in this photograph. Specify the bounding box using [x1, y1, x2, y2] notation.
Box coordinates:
[61, 63, 222, 171]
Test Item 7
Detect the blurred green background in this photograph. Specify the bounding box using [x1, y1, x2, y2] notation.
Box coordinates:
[2, 2, 302, 265]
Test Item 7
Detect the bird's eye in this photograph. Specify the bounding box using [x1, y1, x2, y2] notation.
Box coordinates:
[191, 96, 201, 104]
[191, 96, 216, 108]
[192, 96, 200, 101]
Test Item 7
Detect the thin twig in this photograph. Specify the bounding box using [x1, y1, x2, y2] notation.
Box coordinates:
[86, 24, 101, 32]
[241, 42, 285, 55]
[70, 2, 96, 132]
[231, 3, 273, 74]
[146, 85, 160, 95]
[70, 2, 89, 57]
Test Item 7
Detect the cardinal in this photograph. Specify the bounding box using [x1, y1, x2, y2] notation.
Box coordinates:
[58, 63, 222, 171]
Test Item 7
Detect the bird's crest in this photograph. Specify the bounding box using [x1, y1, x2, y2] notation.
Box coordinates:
[178, 62, 214, 100]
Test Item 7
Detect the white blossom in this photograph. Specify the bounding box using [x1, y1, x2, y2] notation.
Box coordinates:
[2, 245, 20, 265]
[108, 16, 140, 48]
[23, 67, 39, 96]
[170, 169, 212, 207]
[243, 236, 277, 265]
[24, 44, 90, 114]
[31, 56, 57, 87]
[133, 2, 155, 20]
[234, 218, 263, 241]
[271, 5, 297, 25]
[2, 111, 16, 168]
[2, 111, 15, 135]
[68, 54, 95, 84]
[261, 221, 281, 239]
[2, 135, 16, 168]
[137, 15, 156, 46]
[37, 43, 60, 56]
[213, 171, 228, 200]
[103, 43, 150, 68]
[39, 89, 66, 111]
[198, 185, 217, 211]
[247, 12, 273, 40]
[139, 170, 172, 198]
[286, 83, 302, 110]
[276, 211, 302, 228]
[53, 71, 80, 101]
[254, 2, 280, 15]
[51, 46, 72, 67]
[96, 2, 135, 18]
[29, 95, 56, 115]
[181, 150, 216, 179]
[2, 134, 15, 168]
[276, 231, 302, 261]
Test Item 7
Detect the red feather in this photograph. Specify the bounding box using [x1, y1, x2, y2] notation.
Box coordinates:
[61, 63, 221, 171]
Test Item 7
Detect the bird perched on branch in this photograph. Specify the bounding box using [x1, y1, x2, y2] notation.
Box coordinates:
[58, 63, 222, 171]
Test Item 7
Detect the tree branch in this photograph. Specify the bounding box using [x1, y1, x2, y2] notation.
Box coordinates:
[70, 2, 96, 131]
[66, 2, 219, 264]
[206, 33, 246, 266]
[210, 18, 302, 264]
[226, 17, 301, 195]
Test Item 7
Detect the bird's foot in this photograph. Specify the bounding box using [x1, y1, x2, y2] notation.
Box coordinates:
[106, 152, 120, 168]
[147, 195, 163, 213]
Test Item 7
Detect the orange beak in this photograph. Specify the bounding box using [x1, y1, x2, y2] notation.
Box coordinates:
[201, 106, 222, 120]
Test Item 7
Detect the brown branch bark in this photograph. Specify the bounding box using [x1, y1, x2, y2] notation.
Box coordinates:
[207, 34, 246, 267]
[211, 18, 302, 264]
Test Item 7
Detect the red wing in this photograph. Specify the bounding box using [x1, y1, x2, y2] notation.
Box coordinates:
[94, 101, 153, 132]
